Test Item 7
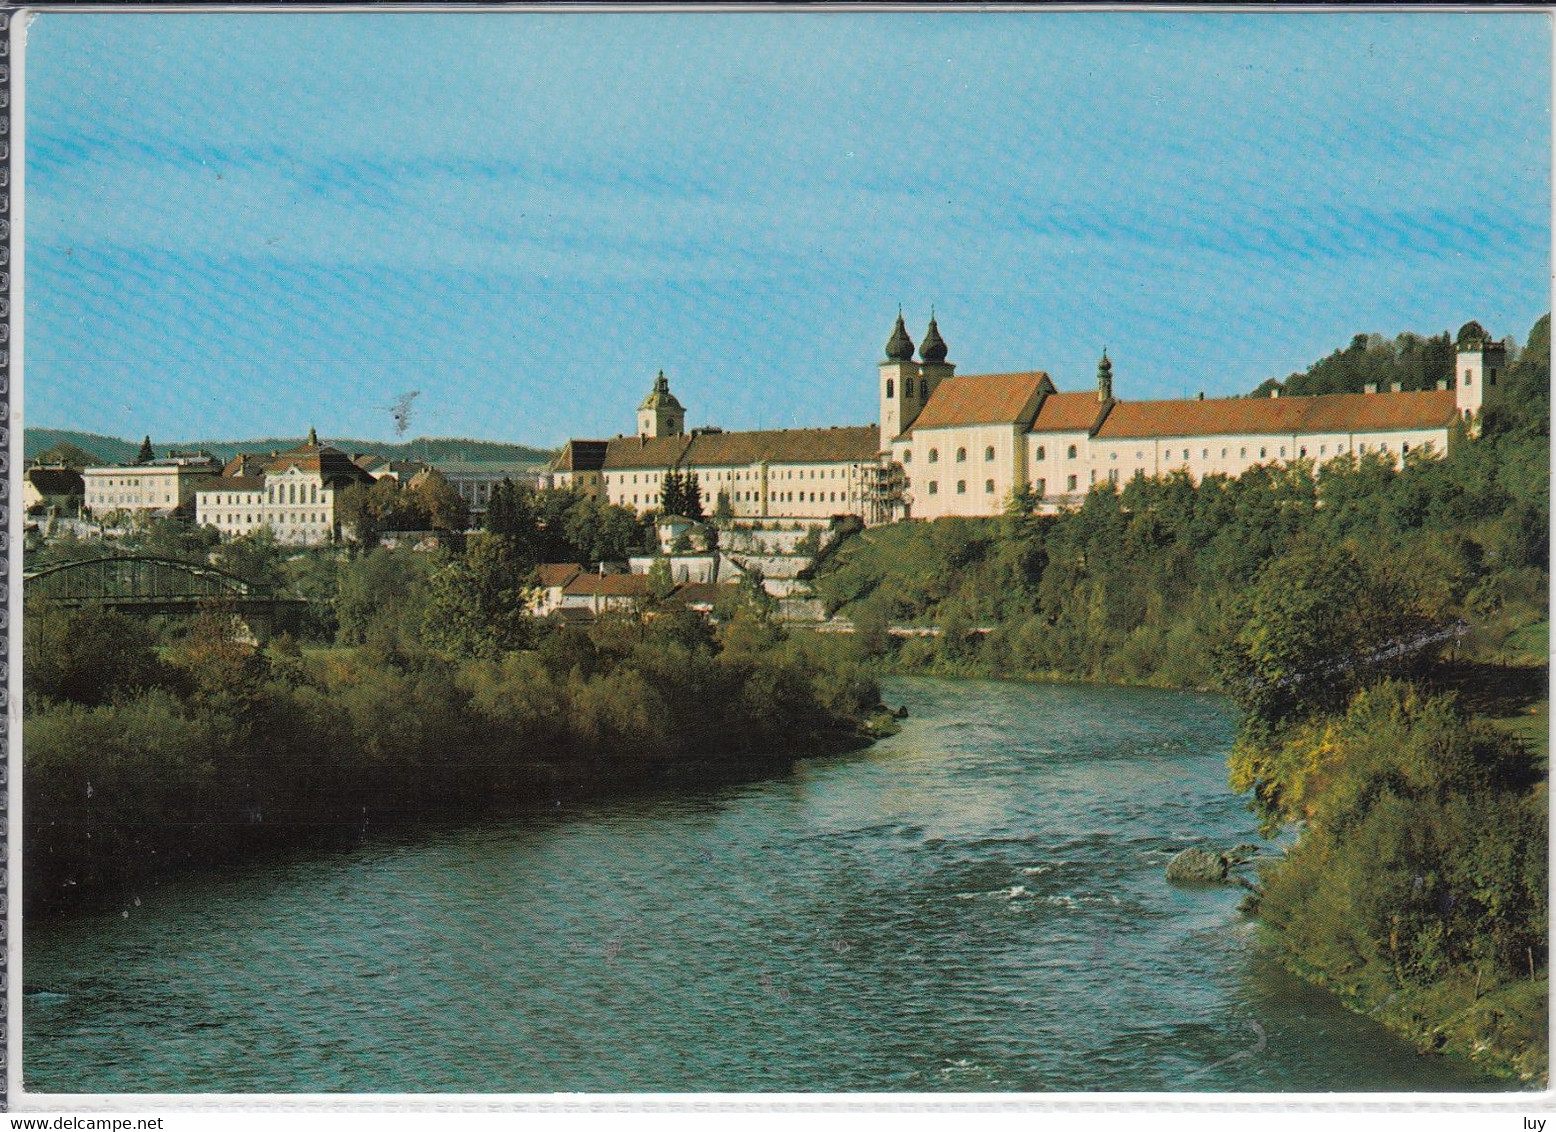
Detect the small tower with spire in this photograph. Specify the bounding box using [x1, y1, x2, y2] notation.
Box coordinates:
[638, 370, 685, 440]
[1096, 349, 1113, 403]
[306, 426, 319, 447]
[879, 310, 919, 452]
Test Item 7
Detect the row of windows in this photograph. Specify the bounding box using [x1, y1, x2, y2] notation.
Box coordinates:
[884, 377, 928, 399]
[908, 446, 1000, 464]
[614, 488, 851, 508]
[607, 467, 853, 487]
[269, 482, 322, 505]
[1034, 440, 1423, 466]
[89, 493, 175, 505]
[919, 479, 1001, 497]
[206, 511, 328, 525]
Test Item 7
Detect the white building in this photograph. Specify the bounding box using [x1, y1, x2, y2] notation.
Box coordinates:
[547, 315, 1503, 527]
[83, 452, 221, 519]
[193, 430, 375, 544]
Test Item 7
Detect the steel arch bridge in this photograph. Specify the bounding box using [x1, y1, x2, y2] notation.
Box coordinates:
[23, 555, 307, 639]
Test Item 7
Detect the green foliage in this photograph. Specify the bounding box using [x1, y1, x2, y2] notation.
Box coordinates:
[1269, 330, 1455, 398]
[23, 602, 175, 709]
[420, 533, 538, 660]
[1214, 545, 1441, 729]
[1252, 683, 1545, 1019]
[656, 468, 705, 520]
[135, 435, 155, 464]
[24, 583, 879, 910]
[336, 548, 432, 647]
[486, 481, 646, 567]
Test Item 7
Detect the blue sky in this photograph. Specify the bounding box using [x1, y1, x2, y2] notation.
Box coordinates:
[23, 11, 1552, 448]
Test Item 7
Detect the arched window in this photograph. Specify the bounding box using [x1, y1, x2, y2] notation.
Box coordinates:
[928, 481, 939, 495]
[928, 448, 939, 464]
[886, 378, 895, 398]
[955, 447, 967, 463]
[1035, 478, 1046, 496]
[903, 449, 912, 463]
[984, 479, 995, 494]
[1067, 445, 1077, 459]
[985, 446, 995, 461]
[1036, 445, 1046, 461]
[956, 480, 967, 494]
[1464, 369, 1473, 386]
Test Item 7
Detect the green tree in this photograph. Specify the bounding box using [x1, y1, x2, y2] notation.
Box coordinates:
[410, 469, 469, 533]
[135, 435, 154, 464]
[683, 471, 705, 520]
[24, 601, 173, 708]
[420, 533, 536, 659]
[659, 469, 685, 516]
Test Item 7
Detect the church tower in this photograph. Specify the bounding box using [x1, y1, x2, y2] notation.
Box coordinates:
[1453, 321, 1505, 430]
[1096, 349, 1113, 403]
[879, 312, 920, 452]
[917, 312, 955, 405]
[638, 370, 685, 440]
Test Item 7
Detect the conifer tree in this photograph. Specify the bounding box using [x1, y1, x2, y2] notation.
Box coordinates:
[660, 468, 684, 515]
[683, 471, 704, 520]
[135, 436, 154, 464]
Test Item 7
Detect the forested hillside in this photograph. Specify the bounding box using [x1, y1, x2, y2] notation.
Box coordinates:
[24, 428, 553, 467]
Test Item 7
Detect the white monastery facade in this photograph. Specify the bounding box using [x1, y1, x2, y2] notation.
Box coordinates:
[192, 429, 375, 544]
[552, 316, 1500, 525]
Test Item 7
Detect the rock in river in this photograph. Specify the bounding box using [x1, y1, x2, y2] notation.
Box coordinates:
[1165, 847, 1230, 883]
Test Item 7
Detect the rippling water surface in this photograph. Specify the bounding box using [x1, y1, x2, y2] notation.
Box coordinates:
[24, 677, 1505, 1094]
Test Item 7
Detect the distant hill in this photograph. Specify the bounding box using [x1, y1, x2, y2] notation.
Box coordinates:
[25, 428, 556, 468]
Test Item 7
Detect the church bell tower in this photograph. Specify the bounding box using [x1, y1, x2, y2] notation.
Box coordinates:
[638, 370, 686, 440]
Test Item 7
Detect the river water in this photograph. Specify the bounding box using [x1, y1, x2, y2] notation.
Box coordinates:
[23, 676, 1508, 1094]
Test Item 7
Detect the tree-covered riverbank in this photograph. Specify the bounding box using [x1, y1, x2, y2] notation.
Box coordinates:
[24, 587, 885, 917]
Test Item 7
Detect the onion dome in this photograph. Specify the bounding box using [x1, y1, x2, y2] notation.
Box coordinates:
[884, 312, 916, 362]
[1097, 348, 1113, 400]
[1456, 320, 1491, 348]
[306, 426, 319, 446]
[638, 369, 685, 411]
[919, 315, 949, 364]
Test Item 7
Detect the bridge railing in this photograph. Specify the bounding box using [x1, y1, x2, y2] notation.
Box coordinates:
[23, 555, 275, 603]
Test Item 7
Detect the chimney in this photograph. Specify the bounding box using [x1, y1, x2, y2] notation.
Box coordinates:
[1390, 381, 1403, 394]
[1363, 383, 1378, 395]
[1269, 388, 1280, 399]
[1196, 392, 1205, 401]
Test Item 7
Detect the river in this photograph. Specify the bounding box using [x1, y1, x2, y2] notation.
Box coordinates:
[22, 676, 1508, 1094]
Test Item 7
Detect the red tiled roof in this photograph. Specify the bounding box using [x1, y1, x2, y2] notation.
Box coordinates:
[911, 372, 1051, 431]
[563, 572, 652, 597]
[1031, 391, 1110, 434]
[1096, 389, 1459, 440]
[264, 443, 377, 487]
[535, 563, 583, 588]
